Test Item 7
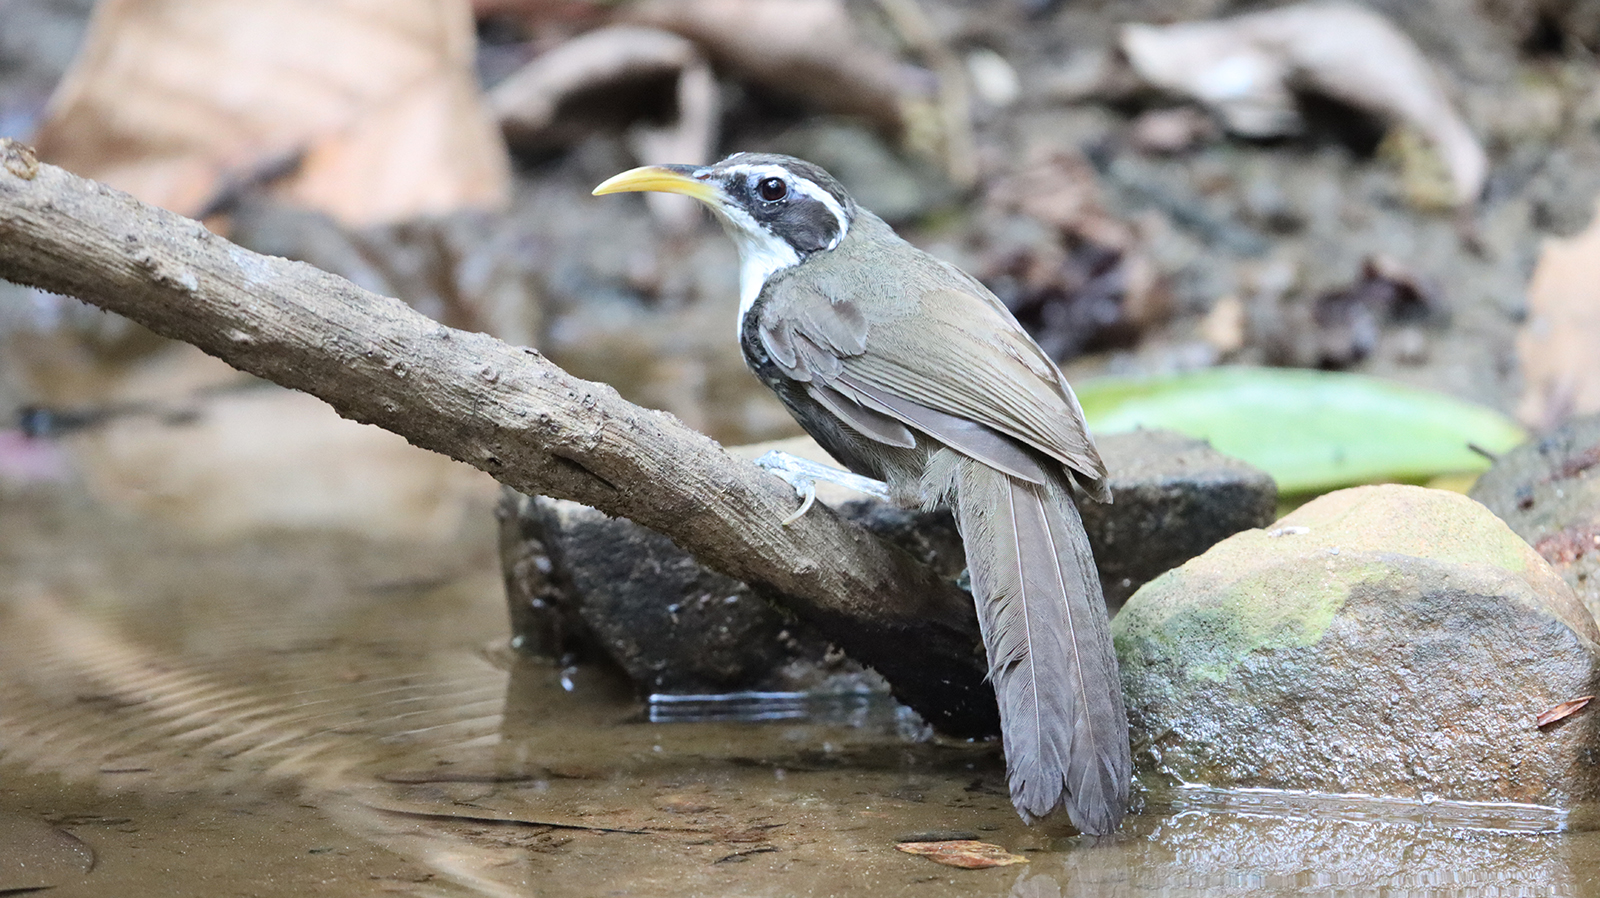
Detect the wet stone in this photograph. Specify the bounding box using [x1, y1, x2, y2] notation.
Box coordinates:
[1115, 484, 1600, 807]
[497, 487, 877, 696]
[497, 488, 597, 661]
[1087, 429, 1278, 608]
[1470, 413, 1600, 621]
[500, 428, 1273, 705]
[744, 429, 1276, 610]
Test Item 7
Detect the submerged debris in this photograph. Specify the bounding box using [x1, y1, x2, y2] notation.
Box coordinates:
[895, 839, 1027, 868]
[1536, 695, 1593, 728]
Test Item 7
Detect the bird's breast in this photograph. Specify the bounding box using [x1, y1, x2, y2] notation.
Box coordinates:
[738, 299, 788, 393]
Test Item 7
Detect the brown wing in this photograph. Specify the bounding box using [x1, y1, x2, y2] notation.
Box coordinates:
[757, 274, 1108, 500]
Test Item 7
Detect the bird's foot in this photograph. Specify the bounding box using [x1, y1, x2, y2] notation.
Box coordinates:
[753, 451, 890, 525]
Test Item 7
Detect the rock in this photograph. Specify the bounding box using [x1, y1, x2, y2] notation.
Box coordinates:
[733, 430, 1275, 609]
[1086, 429, 1277, 608]
[497, 488, 879, 697]
[1470, 413, 1600, 621]
[496, 488, 598, 661]
[1115, 484, 1600, 807]
[500, 428, 1274, 708]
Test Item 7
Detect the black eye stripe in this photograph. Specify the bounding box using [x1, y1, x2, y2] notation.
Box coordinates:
[724, 165, 847, 254]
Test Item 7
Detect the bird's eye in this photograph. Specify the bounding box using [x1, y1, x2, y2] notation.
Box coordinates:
[757, 177, 788, 202]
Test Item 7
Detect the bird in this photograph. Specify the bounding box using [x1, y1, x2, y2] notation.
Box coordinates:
[593, 153, 1130, 834]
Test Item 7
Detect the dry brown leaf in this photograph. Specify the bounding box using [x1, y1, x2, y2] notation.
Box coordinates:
[895, 839, 1028, 869]
[471, 0, 605, 26]
[488, 24, 718, 229]
[490, 26, 701, 148]
[625, 0, 926, 134]
[991, 149, 1131, 250]
[34, 0, 510, 227]
[1518, 198, 1600, 429]
[1536, 695, 1593, 728]
[1119, 1, 1485, 206]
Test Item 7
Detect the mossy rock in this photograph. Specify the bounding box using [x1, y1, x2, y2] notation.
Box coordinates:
[1115, 484, 1600, 806]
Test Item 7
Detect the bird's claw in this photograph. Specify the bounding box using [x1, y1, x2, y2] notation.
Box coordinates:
[754, 450, 888, 525]
[779, 481, 818, 526]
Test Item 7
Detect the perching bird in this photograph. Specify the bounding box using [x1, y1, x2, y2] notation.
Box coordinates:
[594, 153, 1130, 834]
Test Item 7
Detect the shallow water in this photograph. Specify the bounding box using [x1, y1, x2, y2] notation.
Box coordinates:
[3, 485, 1598, 897]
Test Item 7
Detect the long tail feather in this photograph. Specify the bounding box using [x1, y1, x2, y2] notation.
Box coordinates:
[929, 451, 1130, 833]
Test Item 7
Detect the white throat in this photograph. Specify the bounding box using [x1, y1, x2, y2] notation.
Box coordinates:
[716, 207, 802, 332]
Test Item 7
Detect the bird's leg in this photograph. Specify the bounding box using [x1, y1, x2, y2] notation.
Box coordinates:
[753, 450, 890, 525]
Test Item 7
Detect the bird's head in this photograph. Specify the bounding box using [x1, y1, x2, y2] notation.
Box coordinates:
[594, 153, 857, 314]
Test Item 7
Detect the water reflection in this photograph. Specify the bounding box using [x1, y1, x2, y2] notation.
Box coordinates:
[1017, 807, 1583, 896]
[2, 486, 1595, 897]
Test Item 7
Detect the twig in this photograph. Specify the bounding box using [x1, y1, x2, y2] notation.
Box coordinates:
[0, 138, 997, 738]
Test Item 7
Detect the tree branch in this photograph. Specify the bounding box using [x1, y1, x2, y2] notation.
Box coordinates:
[0, 139, 997, 736]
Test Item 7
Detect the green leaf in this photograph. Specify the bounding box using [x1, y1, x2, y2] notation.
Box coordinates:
[1076, 367, 1528, 495]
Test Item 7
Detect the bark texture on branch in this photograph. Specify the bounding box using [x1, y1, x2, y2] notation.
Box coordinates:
[0, 138, 997, 736]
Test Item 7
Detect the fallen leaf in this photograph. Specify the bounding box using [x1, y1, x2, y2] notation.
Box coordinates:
[625, 0, 927, 134]
[489, 26, 703, 151]
[1536, 696, 1593, 728]
[1119, 1, 1485, 206]
[1518, 198, 1600, 430]
[1077, 367, 1528, 495]
[990, 149, 1130, 249]
[34, 0, 510, 227]
[488, 25, 718, 229]
[895, 839, 1027, 869]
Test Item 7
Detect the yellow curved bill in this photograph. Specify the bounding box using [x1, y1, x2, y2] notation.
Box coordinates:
[592, 164, 717, 202]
